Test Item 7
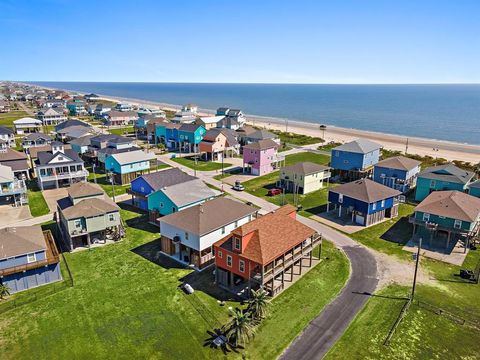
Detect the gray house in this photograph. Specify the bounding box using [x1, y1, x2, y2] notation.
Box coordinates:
[56, 182, 123, 251]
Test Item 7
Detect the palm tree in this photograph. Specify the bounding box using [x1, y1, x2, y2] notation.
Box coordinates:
[319, 124, 327, 141]
[224, 308, 256, 347]
[0, 283, 10, 299]
[247, 288, 271, 320]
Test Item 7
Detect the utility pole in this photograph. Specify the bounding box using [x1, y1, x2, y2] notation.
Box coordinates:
[411, 237, 422, 300]
[194, 144, 198, 177]
[108, 171, 116, 202]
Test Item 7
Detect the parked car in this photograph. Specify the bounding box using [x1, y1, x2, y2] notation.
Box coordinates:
[268, 188, 282, 196]
[232, 180, 244, 191]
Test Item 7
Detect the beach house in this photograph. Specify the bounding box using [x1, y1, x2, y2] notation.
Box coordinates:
[0, 126, 15, 147]
[21, 133, 53, 151]
[331, 139, 382, 181]
[199, 128, 240, 160]
[213, 205, 321, 297]
[154, 123, 206, 152]
[414, 163, 476, 202]
[279, 162, 331, 194]
[469, 180, 480, 198]
[0, 164, 27, 206]
[327, 178, 401, 226]
[171, 104, 198, 124]
[114, 103, 133, 112]
[93, 103, 112, 118]
[0, 226, 62, 294]
[102, 110, 137, 126]
[37, 107, 67, 125]
[67, 100, 87, 116]
[104, 149, 157, 184]
[410, 191, 480, 253]
[243, 139, 284, 176]
[35, 142, 88, 190]
[196, 116, 225, 130]
[373, 156, 422, 193]
[13, 117, 43, 134]
[215, 107, 246, 129]
[0, 147, 30, 180]
[236, 126, 279, 146]
[56, 182, 122, 251]
[159, 198, 258, 270]
[129, 168, 219, 222]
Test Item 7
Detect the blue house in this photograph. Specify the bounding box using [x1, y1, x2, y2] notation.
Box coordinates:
[331, 139, 382, 181]
[0, 226, 62, 294]
[105, 149, 157, 185]
[469, 180, 480, 198]
[154, 123, 205, 152]
[129, 168, 219, 223]
[327, 178, 401, 226]
[373, 156, 421, 193]
[415, 163, 476, 202]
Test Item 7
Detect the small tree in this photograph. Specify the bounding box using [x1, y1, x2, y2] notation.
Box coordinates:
[224, 308, 256, 347]
[247, 288, 271, 320]
[0, 283, 10, 299]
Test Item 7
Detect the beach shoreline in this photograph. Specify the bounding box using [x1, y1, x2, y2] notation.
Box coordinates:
[27, 83, 480, 163]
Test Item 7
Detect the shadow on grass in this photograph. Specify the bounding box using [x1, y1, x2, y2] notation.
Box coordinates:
[352, 291, 409, 301]
[131, 239, 186, 270]
[304, 204, 328, 216]
[380, 216, 412, 246]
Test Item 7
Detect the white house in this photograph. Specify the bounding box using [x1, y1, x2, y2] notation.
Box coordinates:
[13, 117, 43, 134]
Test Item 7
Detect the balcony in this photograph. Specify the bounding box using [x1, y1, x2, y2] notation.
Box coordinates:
[0, 180, 27, 195]
[38, 169, 89, 182]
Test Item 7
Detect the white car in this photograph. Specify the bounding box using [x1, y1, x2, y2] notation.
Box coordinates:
[232, 180, 244, 191]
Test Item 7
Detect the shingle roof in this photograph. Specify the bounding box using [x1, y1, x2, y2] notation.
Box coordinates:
[0, 126, 14, 135]
[215, 205, 316, 264]
[23, 132, 53, 141]
[161, 179, 220, 207]
[110, 150, 156, 165]
[0, 225, 46, 259]
[160, 197, 257, 236]
[13, 117, 42, 125]
[333, 139, 382, 154]
[29, 144, 71, 159]
[97, 146, 141, 157]
[135, 168, 196, 191]
[37, 149, 83, 166]
[415, 190, 480, 222]
[69, 135, 95, 146]
[0, 148, 28, 162]
[248, 129, 277, 140]
[375, 156, 421, 171]
[1, 159, 29, 171]
[418, 163, 476, 185]
[179, 123, 203, 132]
[55, 119, 91, 132]
[282, 162, 330, 175]
[67, 182, 104, 199]
[59, 197, 119, 220]
[243, 139, 279, 151]
[330, 178, 401, 203]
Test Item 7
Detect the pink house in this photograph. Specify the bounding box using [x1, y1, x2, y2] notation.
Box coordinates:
[243, 139, 285, 176]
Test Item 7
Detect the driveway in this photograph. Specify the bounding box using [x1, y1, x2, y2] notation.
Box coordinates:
[0, 204, 32, 228]
[42, 188, 69, 213]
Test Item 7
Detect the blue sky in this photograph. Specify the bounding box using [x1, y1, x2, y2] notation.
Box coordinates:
[0, 0, 479, 83]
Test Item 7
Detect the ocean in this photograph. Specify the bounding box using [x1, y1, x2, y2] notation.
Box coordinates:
[29, 82, 480, 145]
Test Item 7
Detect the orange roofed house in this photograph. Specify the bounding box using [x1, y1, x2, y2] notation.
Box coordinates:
[213, 205, 322, 297]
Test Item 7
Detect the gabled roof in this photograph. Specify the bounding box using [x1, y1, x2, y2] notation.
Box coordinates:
[0, 148, 28, 162]
[70, 135, 95, 147]
[160, 197, 257, 236]
[59, 126, 97, 139]
[13, 117, 43, 125]
[248, 129, 277, 140]
[161, 179, 220, 207]
[37, 149, 82, 166]
[55, 119, 91, 132]
[333, 139, 382, 154]
[215, 205, 316, 264]
[0, 126, 14, 135]
[110, 150, 155, 165]
[135, 168, 195, 192]
[67, 182, 104, 199]
[418, 163, 476, 185]
[282, 162, 330, 175]
[375, 156, 422, 171]
[29, 144, 71, 159]
[23, 133, 53, 141]
[59, 197, 119, 220]
[199, 116, 224, 124]
[243, 139, 279, 151]
[415, 190, 480, 222]
[0, 225, 46, 259]
[179, 123, 203, 132]
[330, 178, 401, 203]
[38, 107, 64, 116]
[106, 110, 137, 118]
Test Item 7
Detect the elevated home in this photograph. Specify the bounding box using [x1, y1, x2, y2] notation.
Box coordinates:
[70, 135, 96, 155]
[0, 226, 61, 293]
[114, 103, 133, 112]
[96, 146, 141, 170]
[0, 100, 10, 113]
[56, 125, 97, 142]
[129, 168, 219, 222]
[411, 191, 480, 253]
[104, 150, 156, 184]
[93, 103, 112, 118]
[67, 100, 87, 115]
[199, 128, 240, 161]
[215, 107, 246, 129]
[146, 118, 169, 142]
[0, 164, 27, 206]
[37, 107, 67, 125]
[29, 144, 71, 168]
[155, 123, 181, 148]
[44, 99, 66, 108]
[469, 180, 480, 198]
[102, 110, 137, 126]
[0, 147, 30, 180]
[155, 123, 206, 152]
[196, 116, 224, 130]
[57, 182, 122, 251]
[373, 156, 421, 193]
[84, 134, 136, 166]
[213, 205, 321, 297]
[0, 126, 15, 147]
[159, 198, 258, 270]
[279, 162, 331, 194]
[236, 126, 279, 146]
[415, 163, 476, 202]
[55, 119, 91, 133]
[13, 117, 43, 134]
[22, 133, 53, 151]
[35, 142, 88, 190]
[171, 105, 197, 124]
[327, 178, 401, 226]
[243, 139, 284, 176]
[331, 139, 382, 181]
[137, 107, 165, 118]
[136, 113, 166, 133]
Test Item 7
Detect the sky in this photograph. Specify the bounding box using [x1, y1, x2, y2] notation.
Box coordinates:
[0, 0, 479, 84]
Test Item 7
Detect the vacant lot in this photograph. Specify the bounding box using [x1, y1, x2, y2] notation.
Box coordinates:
[172, 156, 232, 171]
[0, 110, 29, 127]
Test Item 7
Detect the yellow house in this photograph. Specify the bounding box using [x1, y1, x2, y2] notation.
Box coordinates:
[279, 162, 331, 194]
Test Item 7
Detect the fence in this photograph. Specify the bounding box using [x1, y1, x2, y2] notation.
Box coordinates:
[182, 290, 223, 330]
[414, 300, 480, 330]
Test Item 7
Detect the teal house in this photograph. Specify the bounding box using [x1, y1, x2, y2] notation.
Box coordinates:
[415, 163, 476, 202]
[154, 123, 205, 152]
[411, 190, 480, 254]
[104, 149, 156, 184]
[469, 180, 480, 198]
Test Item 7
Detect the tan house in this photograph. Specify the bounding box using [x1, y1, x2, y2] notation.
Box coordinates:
[279, 162, 331, 194]
[199, 128, 239, 161]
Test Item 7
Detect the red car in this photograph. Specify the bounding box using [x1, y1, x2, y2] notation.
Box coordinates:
[267, 188, 282, 196]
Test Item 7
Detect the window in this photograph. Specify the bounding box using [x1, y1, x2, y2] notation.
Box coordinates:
[74, 219, 82, 228]
[239, 260, 245, 273]
[430, 180, 436, 188]
[185, 232, 189, 240]
[140, 186, 144, 192]
[109, 214, 115, 221]
[381, 200, 385, 207]
[172, 207, 176, 213]
[454, 219, 462, 229]
[27, 253, 36, 263]
[160, 202, 163, 208]
[227, 255, 232, 267]
[221, 226, 225, 234]
[234, 237, 241, 250]
[423, 213, 430, 222]
[335, 151, 339, 157]
[343, 160, 349, 164]
[372, 203, 376, 210]
[58, 156, 63, 161]
[130, 164, 133, 168]
[234, 220, 238, 228]
[218, 250, 223, 258]
[338, 194, 343, 203]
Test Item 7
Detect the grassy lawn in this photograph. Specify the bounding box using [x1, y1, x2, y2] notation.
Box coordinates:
[0, 110, 29, 127]
[271, 129, 323, 146]
[0, 208, 349, 359]
[327, 284, 480, 359]
[107, 126, 135, 135]
[243, 152, 331, 217]
[172, 156, 232, 171]
[27, 186, 50, 216]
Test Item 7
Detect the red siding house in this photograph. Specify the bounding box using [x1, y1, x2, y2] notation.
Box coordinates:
[213, 205, 321, 297]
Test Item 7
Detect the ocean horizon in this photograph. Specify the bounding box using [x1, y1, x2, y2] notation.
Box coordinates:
[28, 81, 480, 145]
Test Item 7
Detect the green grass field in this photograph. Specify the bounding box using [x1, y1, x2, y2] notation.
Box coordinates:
[27, 187, 50, 217]
[172, 156, 232, 171]
[243, 152, 331, 217]
[0, 110, 29, 127]
[107, 126, 135, 135]
[0, 208, 349, 359]
[271, 130, 323, 146]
